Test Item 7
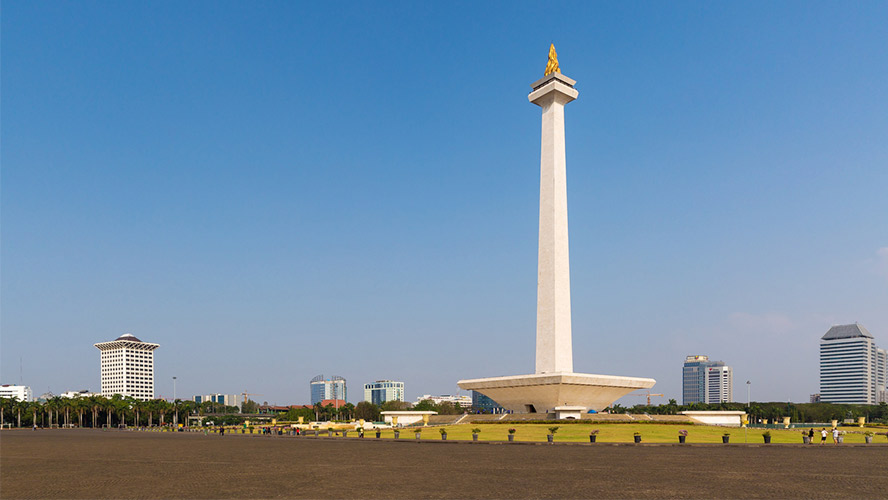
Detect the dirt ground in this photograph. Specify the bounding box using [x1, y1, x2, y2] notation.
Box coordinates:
[2, 430, 886, 499]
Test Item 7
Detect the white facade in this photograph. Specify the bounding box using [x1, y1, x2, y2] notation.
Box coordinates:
[0, 385, 32, 402]
[94, 333, 159, 401]
[61, 390, 98, 399]
[704, 365, 733, 403]
[414, 394, 472, 408]
[364, 380, 404, 405]
[820, 324, 884, 404]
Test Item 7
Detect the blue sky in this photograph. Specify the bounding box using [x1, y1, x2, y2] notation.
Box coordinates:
[2, 1, 886, 406]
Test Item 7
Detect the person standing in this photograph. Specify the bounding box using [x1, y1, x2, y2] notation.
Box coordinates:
[832, 427, 839, 444]
[808, 428, 814, 444]
[820, 428, 828, 445]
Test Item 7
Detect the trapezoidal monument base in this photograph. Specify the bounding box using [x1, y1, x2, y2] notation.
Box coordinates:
[457, 372, 656, 414]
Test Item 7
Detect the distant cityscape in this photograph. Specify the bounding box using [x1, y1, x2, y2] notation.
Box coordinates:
[2, 323, 886, 410]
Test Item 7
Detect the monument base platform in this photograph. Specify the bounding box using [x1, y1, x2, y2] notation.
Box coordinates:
[457, 372, 656, 414]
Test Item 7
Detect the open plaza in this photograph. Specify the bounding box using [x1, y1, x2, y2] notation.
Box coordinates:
[2, 428, 887, 499]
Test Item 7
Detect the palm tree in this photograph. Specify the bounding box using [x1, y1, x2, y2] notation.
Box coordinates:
[0, 397, 9, 428]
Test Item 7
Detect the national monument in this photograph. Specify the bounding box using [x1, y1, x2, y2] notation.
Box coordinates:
[458, 46, 656, 417]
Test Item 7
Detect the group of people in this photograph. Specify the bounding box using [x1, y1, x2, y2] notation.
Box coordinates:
[807, 427, 841, 444]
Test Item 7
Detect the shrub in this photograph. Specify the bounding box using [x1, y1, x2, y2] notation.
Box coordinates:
[471, 428, 481, 434]
[548, 426, 559, 435]
[678, 429, 688, 436]
[439, 428, 447, 435]
[508, 428, 517, 434]
[589, 429, 599, 435]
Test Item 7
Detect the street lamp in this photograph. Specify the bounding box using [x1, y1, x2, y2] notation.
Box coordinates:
[746, 380, 751, 408]
[172, 376, 178, 429]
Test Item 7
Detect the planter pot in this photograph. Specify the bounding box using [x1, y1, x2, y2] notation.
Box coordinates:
[763, 435, 771, 444]
[837, 436, 843, 444]
[865, 436, 872, 444]
[547, 435, 554, 444]
[589, 435, 597, 443]
[415, 434, 422, 440]
[802, 436, 809, 444]
[722, 436, 730, 444]
[678, 435, 686, 444]
[375, 431, 381, 439]
[634, 435, 641, 444]
[342, 431, 348, 438]
[327, 431, 333, 437]
[508, 434, 515, 442]
[441, 434, 447, 441]
[472, 434, 479, 442]
[314, 431, 319, 437]
[394, 431, 400, 439]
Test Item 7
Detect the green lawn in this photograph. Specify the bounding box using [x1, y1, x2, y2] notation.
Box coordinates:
[362, 423, 886, 444]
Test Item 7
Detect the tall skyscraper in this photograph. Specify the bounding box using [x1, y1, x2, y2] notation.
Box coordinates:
[682, 355, 733, 404]
[310, 375, 346, 405]
[94, 333, 159, 401]
[820, 323, 886, 404]
[363, 380, 404, 405]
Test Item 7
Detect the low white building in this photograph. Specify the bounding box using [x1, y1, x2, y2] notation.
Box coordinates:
[415, 394, 472, 408]
[61, 390, 98, 399]
[0, 385, 32, 402]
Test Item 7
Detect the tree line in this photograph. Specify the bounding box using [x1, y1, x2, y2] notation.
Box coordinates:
[0, 394, 246, 428]
[610, 400, 888, 423]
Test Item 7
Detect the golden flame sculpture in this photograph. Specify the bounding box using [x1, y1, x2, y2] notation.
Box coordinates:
[544, 44, 560, 76]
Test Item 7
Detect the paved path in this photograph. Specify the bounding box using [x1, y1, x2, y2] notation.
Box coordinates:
[2, 430, 886, 498]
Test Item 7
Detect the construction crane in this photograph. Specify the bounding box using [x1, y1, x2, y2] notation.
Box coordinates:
[629, 391, 665, 406]
[242, 391, 263, 412]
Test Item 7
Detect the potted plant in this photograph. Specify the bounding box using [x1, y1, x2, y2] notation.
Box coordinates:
[589, 429, 599, 443]
[508, 428, 516, 442]
[762, 431, 771, 444]
[547, 426, 559, 444]
[471, 428, 481, 442]
[414, 428, 422, 440]
[633, 431, 642, 444]
[801, 430, 808, 444]
[722, 432, 731, 444]
[678, 429, 688, 444]
[439, 428, 447, 441]
[393, 429, 400, 439]
[375, 429, 381, 439]
[864, 431, 874, 444]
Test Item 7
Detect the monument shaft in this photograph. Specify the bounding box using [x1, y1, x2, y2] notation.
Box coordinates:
[530, 72, 578, 374]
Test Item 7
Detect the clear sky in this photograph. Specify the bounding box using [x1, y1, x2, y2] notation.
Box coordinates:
[2, 1, 886, 406]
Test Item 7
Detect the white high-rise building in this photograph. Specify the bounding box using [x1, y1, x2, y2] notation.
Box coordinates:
[820, 324, 885, 404]
[310, 375, 347, 405]
[0, 385, 32, 402]
[364, 380, 404, 405]
[683, 355, 733, 404]
[94, 333, 159, 401]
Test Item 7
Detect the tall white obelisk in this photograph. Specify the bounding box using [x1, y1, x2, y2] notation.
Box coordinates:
[529, 45, 578, 374]
[457, 45, 655, 415]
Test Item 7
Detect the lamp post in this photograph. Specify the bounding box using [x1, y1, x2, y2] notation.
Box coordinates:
[172, 376, 178, 428]
[746, 381, 750, 408]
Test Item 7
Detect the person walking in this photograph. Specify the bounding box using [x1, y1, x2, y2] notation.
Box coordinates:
[832, 427, 839, 445]
[808, 428, 814, 444]
[820, 428, 828, 445]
